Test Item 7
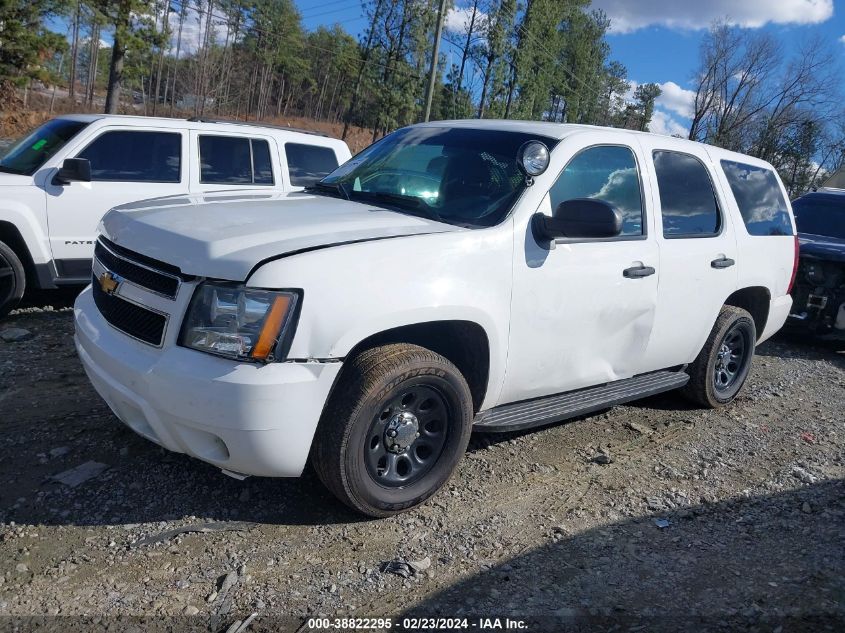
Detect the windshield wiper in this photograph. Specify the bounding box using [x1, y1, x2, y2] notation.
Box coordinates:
[353, 191, 442, 222]
[306, 181, 350, 200]
[0, 165, 24, 175]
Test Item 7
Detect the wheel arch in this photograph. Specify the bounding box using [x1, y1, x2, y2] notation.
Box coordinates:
[340, 320, 492, 414]
[724, 286, 771, 341]
[0, 221, 37, 284]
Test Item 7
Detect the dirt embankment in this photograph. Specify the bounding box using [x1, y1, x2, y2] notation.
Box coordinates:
[1, 101, 374, 154]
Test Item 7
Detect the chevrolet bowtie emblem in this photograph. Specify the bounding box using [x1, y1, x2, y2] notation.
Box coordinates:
[98, 271, 120, 295]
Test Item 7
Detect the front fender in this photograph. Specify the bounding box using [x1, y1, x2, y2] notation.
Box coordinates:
[0, 189, 51, 265]
[247, 223, 514, 409]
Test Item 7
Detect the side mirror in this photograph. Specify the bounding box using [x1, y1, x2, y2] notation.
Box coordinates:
[532, 198, 623, 244]
[54, 158, 92, 185]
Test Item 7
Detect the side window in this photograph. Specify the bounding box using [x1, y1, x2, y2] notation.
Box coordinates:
[252, 139, 274, 185]
[549, 145, 643, 236]
[286, 143, 339, 187]
[720, 160, 793, 236]
[77, 131, 181, 182]
[199, 136, 275, 185]
[653, 150, 720, 237]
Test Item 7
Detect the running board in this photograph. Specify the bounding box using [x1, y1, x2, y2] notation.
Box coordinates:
[473, 370, 689, 433]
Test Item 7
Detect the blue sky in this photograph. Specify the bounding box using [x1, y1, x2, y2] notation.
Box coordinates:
[49, 0, 845, 136]
[296, 0, 845, 135]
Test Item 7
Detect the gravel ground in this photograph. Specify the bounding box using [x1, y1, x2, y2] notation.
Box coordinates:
[1, 293, 843, 632]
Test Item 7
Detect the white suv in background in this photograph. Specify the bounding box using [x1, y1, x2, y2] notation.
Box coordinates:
[74, 121, 797, 517]
[0, 115, 351, 316]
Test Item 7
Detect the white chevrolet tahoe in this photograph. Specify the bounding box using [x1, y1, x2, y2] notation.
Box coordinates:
[0, 115, 351, 316]
[73, 121, 797, 517]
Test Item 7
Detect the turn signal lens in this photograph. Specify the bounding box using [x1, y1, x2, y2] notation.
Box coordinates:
[251, 295, 292, 360]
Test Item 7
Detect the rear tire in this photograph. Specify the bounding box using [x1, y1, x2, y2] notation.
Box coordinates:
[311, 343, 473, 517]
[0, 240, 25, 319]
[682, 306, 756, 408]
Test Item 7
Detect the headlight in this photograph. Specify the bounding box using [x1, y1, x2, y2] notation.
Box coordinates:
[179, 283, 300, 362]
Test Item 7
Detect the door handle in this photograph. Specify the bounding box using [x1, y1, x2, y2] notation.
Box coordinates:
[623, 265, 656, 279]
[711, 256, 735, 269]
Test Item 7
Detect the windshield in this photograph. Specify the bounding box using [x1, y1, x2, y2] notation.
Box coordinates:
[793, 196, 845, 240]
[0, 119, 90, 176]
[319, 126, 558, 228]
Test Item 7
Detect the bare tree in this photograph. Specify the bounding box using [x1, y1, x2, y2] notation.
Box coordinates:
[688, 23, 780, 149]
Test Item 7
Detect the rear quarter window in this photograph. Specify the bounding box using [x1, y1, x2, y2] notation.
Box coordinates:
[720, 160, 793, 236]
[286, 143, 339, 187]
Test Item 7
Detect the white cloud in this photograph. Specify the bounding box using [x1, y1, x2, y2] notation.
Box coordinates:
[592, 0, 833, 33]
[625, 80, 696, 120]
[445, 6, 486, 33]
[168, 7, 230, 57]
[649, 110, 689, 137]
[839, 34, 845, 44]
[623, 79, 638, 103]
[656, 81, 695, 119]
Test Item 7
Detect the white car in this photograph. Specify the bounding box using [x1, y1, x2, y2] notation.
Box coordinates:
[73, 120, 797, 517]
[0, 114, 351, 316]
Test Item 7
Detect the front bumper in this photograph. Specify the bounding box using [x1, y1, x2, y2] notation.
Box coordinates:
[74, 286, 341, 477]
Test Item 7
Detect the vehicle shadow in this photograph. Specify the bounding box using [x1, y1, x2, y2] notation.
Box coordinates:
[400, 480, 845, 631]
[0, 412, 364, 528]
[15, 285, 85, 312]
[758, 332, 845, 365]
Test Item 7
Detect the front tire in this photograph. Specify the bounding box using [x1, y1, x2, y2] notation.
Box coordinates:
[312, 344, 473, 517]
[0, 240, 25, 319]
[682, 305, 756, 408]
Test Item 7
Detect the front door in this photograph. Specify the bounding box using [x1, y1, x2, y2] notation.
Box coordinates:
[500, 137, 660, 405]
[45, 127, 187, 280]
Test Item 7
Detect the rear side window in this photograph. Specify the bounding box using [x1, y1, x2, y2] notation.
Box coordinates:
[199, 136, 275, 185]
[720, 160, 793, 236]
[549, 145, 644, 236]
[78, 131, 181, 182]
[286, 143, 339, 187]
[653, 150, 720, 237]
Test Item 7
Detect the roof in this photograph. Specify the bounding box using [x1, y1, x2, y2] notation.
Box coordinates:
[53, 113, 332, 140]
[795, 191, 845, 204]
[416, 118, 699, 141]
[413, 119, 767, 164]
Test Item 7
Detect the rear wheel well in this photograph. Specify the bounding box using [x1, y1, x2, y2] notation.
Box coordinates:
[344, 321, 491, 413]
[0, 222, 35, 283]
[724, 287, 770, 340]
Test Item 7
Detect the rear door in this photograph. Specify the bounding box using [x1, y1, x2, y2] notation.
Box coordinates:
[637, 136, 739, 370]
[45, 126, 187, 280]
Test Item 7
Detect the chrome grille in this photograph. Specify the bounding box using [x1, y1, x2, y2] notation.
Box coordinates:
[91, 274, 167, 346]
[95, 238, 182, 299]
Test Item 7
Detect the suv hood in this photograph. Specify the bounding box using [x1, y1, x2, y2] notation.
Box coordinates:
[101, 191, 460, 280]
[798, 232, 845, 264]
[0, 171, 32, 186]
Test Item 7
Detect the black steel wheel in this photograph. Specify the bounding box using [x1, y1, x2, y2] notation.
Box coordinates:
[683, 305, 756, 408]
[312, 343, 474, 517]
[713, 324, 751, 393]
[364, 384, 451, 488]
[0, 240, 25, 319]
